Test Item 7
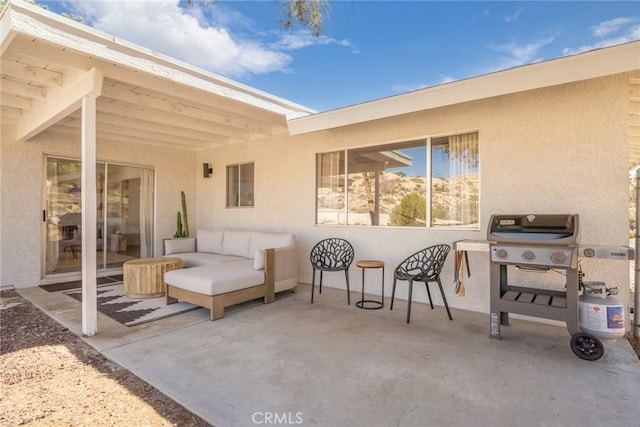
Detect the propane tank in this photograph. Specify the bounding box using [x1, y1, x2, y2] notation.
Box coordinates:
[579, 281, 626, 340]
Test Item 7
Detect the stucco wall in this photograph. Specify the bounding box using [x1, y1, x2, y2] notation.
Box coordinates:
[197, 74, 631, 314]
[0, 127, 196, 288]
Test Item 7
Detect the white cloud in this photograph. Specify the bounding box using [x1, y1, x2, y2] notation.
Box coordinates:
[439, 74, 456, 84]
[591, 17, 636, 37]
[272, 31, 357, 53]
[487, 36, 555, 71]
[563, 17, 640, 55]
[504, 8, 523, 23]
[62, 0, 292, 78]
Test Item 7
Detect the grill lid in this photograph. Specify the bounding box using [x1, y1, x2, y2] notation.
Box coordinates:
[488, 214, 579, 245]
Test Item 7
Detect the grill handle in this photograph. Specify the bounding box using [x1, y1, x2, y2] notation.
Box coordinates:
[514, 265, 549, 273]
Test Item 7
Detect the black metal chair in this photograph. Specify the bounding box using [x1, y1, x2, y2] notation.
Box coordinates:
[310, 238, 355, 305]
[390, 244, 452, 323]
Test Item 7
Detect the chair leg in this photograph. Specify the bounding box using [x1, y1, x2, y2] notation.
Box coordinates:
[437, 277, 453, 320]
[344, 269, 351, 305]
[425, 282, 434, 309]
[319, 271, 323, 294]
[311, 269, 316, 303]
[406, 279, 414, 324]
[390, 278, 397, 310]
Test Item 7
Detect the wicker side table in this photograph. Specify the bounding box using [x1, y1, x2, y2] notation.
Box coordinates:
[123, 257, 183, 298]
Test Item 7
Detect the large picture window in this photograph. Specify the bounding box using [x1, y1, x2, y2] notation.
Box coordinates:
[315, 132, 479, 228]
[227, 162, 254, 207]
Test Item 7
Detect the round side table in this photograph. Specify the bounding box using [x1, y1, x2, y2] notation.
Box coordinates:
[355, 260, 385, 310]
[123, 257, 183, 298]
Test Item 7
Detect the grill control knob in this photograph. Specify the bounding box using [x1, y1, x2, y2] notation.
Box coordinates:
[522, 250, 536, 262]
[551, 251, 567, 264]
[495, 249, 508, 259]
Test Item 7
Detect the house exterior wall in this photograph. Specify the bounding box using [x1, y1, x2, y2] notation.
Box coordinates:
[197, 73, 631, 314]
[0, 126, 197, 288]
[0, 73, 631, 316]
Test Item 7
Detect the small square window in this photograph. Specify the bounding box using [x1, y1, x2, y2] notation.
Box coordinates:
[227, 162, 254, 207]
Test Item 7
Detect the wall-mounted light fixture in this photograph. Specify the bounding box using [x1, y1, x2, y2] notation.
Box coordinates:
[203, 163, 213, 178]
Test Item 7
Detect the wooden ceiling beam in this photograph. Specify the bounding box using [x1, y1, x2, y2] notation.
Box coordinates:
[6, 36, 289, 118]
[94, 99, 249, 141]
[64, 108, 233, 143]
[101, 82, 269, 136]
[0, 105, 22, 122]
[7, 38, 289, 125]
[0, 57, 63, 86]
[46, 123, 206, 150]
[16, 67, 103, 141]
[56, 115, 224, 147]
[1, 78, 47, 98]
[0, 92, 31, 109]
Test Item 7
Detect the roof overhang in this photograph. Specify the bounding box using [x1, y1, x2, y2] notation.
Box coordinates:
[287, 40, 640, 135]
[1, 0, 314, 149]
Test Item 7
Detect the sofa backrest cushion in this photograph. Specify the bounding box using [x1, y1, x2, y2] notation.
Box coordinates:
[223, 231, 252, 258]
[164, 237, 196, 255]
[197, 229, 224, 254]
[249, 232, 295, 255]
[250, 232, 295, 270]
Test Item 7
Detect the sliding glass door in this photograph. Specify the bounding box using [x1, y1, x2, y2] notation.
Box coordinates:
[45, 157, 154, 276]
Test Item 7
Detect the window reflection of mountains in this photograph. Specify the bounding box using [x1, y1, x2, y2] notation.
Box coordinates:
[319, 171, 478, 211]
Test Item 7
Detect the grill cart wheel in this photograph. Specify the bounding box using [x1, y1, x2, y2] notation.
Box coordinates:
[570, 333, 605, 361]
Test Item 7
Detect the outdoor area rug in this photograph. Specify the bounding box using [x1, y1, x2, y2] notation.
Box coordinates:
[40, 275, 123, 292]
[64, 283, 199, 327]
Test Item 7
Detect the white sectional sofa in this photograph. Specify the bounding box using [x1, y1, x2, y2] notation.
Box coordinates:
[163, 229, 297, 320]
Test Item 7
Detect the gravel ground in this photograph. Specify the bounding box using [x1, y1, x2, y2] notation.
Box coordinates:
[0, 290, 212, 426]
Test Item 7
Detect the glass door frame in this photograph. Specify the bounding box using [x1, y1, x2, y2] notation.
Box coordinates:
[42, 155, 155, 280]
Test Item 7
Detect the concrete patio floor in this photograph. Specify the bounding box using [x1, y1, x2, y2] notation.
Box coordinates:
[19, 284, 640, 427]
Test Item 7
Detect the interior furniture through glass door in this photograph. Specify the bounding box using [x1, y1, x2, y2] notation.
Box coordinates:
[44, 157, 154, 276]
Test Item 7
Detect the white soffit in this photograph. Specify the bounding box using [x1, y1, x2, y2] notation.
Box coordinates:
[0, 0, 313, 149]
[287, 40, 640, 135]
[3, 0, 311, 114]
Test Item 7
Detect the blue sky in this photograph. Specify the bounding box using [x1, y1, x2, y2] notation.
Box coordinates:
[40, 1, 640, 112]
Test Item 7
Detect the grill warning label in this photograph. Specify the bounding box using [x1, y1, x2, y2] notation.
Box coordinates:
[607, 306, 624, 329]
[580, 303, 625, 331]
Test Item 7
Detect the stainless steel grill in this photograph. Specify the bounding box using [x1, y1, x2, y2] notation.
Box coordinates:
[488, 214, 581, 339]
[453, 214, 633, 359]
[489, 213, 578, 268]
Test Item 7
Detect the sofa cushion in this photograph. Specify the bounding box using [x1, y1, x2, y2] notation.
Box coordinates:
[223, 231, 252, 258]
[253, 249, 265, 270]
[250, 232, 295, 269]
[249, 232, 294, 258]
[164, 238, 196, 255]
[197, 229, 224, 254]
[164, 260, 264, 295]
[165, 252, 245, 268]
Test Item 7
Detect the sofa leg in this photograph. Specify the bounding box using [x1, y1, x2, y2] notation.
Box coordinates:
[166, 295, 178, 305]
[210, 299, 224, 320]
